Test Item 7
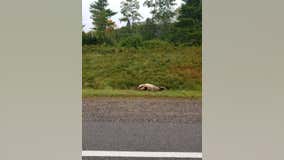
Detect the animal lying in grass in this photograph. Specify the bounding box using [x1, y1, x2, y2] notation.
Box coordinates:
[137, 83, 167, 91]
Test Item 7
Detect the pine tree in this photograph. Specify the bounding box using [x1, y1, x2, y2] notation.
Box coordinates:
[176, 0, 201, 45]
[177, 0, 201, 28]
[90, 0, 116, 35]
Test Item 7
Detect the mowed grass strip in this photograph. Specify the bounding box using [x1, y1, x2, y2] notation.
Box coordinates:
[83, 89, 201, 99]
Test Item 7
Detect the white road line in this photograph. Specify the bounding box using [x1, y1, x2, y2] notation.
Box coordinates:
[82, 150, 202, 158]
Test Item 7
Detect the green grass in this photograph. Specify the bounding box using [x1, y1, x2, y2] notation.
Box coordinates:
[83, 45, 202, 91]
[83, 89, 201, 99]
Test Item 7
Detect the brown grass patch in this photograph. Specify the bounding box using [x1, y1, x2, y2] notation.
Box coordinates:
[171, 66, 201, 80]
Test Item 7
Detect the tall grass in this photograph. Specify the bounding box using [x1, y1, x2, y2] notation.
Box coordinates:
[83, 44, 201, 91]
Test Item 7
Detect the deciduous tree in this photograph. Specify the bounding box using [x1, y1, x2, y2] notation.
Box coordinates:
[143, 0, 176, 24]
[120, 0, 143, 29]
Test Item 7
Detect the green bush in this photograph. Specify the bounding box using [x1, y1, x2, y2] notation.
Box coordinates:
[142, 39, 172, 49]
[82, 32, 98, 45]
[119, 35, 143, 48]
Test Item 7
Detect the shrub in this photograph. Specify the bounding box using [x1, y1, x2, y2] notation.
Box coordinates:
[142, 39, 172, 49]
[82, 32, 98, 45]
[119, 35, 143, 48]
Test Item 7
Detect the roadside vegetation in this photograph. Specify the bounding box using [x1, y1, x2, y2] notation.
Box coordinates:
[83, 89, 201, 98]
[82, 0, 201, 98]
[83, 44, 201, 90]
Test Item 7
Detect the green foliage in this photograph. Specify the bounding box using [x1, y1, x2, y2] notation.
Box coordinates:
[90, 0, 116, 39]
[115, 19, 157, 41]
[142, 39, 172, 48]
[120, 0, 142, 28]
[119, 34, 143, 48]
[85, 0, 202, 46]
[82, 45, 117, 54]
[83, 89, 201, 98]
[82, 0, 202, 95]
[82, 31, 98, 45]
[174, 0, 202, 45]
[83, 45, 201, 90]
[139, 18, 158, 40]
[143, 0, 177, 24]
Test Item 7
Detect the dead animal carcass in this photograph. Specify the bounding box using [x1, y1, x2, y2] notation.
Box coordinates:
[137, 83, 167, 91]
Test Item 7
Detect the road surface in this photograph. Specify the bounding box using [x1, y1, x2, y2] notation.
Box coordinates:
[82, 97, 202, 159]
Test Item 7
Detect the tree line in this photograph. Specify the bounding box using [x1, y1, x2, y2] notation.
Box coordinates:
[82, 0, 201, 47]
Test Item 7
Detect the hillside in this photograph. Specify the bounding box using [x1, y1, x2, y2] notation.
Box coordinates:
[83, 44, 201, 91]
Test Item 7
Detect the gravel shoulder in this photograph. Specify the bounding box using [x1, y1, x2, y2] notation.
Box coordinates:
[83, 97, 202, 124]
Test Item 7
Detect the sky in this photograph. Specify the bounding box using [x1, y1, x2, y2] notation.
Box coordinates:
[82, 0, 183, 32]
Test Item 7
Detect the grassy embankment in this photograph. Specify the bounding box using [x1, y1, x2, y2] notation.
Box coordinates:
[83, 89, 201, 98]
[83, 43, 201, 98]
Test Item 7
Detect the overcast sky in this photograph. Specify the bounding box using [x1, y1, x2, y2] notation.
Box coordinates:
[82, 0, 183, 32]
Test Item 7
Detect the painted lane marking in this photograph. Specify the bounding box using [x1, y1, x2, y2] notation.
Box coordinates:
[82, 150, 202, 158]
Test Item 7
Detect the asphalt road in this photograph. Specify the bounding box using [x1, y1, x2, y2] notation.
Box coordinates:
[82, 97, 202, 159]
